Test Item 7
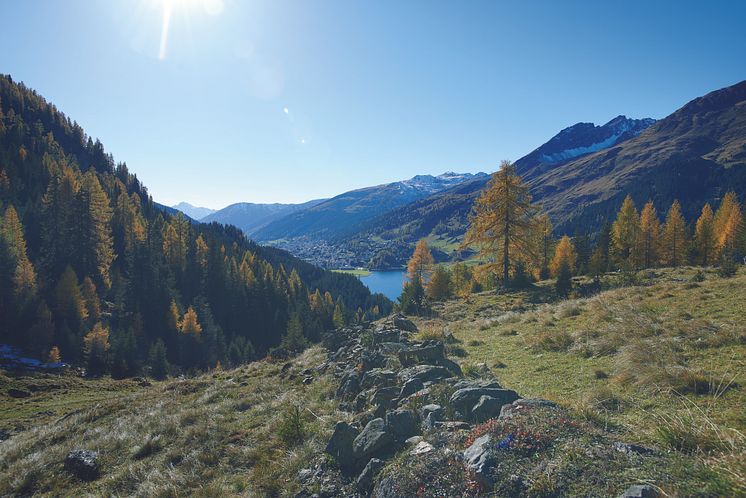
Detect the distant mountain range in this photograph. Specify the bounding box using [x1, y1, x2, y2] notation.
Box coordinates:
[201, 200, 327, 236]
[172, 81, 746, 270]
[251, 172, 488, 242]
[171, 202, 216, 220]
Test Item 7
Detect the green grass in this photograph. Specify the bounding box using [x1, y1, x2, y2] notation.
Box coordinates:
[0, 349, 345, 497]
[418, 266, 746, 492]
[331, 268, 372, 276]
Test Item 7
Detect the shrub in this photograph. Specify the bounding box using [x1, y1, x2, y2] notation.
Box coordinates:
[276, 405, 307, 447]
[132, 434, 164, 460]
[530, 330, 574, 352]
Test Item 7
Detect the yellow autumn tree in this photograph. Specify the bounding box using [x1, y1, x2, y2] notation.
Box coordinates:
[407, 239, 434, 281]
[661, 200, 687, 267]
[550, 236, 576, 277]
[694, 204, 717, 265]
[1, 205, 37, 296]
[463, 160, 540, 283]
[636, 201, 661, 268]
[714, 192, 744, 256]
[180, 306, 203, 336]
[611, 195, 639, 266]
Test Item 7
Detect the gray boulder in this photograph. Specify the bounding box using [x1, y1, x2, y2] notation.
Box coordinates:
[372, 329, 401, 345]
[357, 458, 384, 492]
[361, 369, 398, 389]
[397, 365, 453, 384]
[325, 421, 360, 475]
[463, 435, 494, 489]
[399, 377, 424, 398]
[398, 341, 444, 367]
[450, 387, 519, 419]
[392, 315, 418, 332]
[471, 395, 505, 423]
[385, 409, 419, 442]
[64, 449, 100, 481]
[353, 418, 397, 461]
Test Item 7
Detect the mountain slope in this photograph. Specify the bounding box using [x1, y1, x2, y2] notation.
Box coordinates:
[532, 80, 746, 233]
[334, 81, 746, 268]
[252, 172, 487, 242]
[171, 202, 216, 220]
[202, 199, 326, 236]
[0, 74, 390, 372]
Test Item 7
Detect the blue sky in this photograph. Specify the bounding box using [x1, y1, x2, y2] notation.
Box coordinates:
[1, 0, 744, 207]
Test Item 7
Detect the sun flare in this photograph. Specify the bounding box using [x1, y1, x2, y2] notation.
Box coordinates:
[155, 0, 224, 60]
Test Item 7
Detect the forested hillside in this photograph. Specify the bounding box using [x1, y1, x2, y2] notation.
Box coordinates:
[0, 75, 390, 376]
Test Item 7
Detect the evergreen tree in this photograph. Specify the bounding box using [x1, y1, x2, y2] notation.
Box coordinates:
[148, 339, 169, 379]
[281, 313, 308, 353]
[78, 170, 114, 288]
[537, 214, 554, 279]
[661, 200, 687, 267]
[450, 263, 472, 297]
[398, 275, 428, 316]
[81, 276, 101, 325]
[464, 161, 540, 283]
[333, 299, 346, 329]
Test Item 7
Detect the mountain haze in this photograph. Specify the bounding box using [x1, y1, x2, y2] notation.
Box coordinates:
[171, 202, 216, 220]
[253, 172, 488, 242]
[202, 199, 326, 236]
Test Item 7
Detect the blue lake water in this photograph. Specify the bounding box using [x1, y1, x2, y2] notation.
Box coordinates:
[360, 271, 408, 301]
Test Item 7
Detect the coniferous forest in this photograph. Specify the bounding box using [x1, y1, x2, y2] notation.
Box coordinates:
[0, 74, 391, 376]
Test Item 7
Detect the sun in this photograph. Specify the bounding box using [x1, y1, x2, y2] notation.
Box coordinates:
[155, 0, 224, 60]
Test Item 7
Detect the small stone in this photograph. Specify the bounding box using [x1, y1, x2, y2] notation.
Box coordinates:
[399, 377, 424, 398]
[302, 376, 313, 385]
[7, 388, 31, 399]
[463, 435, 494, 489]
[618, 484, 659, 498]
[613, 441, 655, 456]
[64, 449, 100, 481]
[410, 441, 435, 456]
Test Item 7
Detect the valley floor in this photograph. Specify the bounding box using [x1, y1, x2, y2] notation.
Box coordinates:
[0, 267, 743, 497]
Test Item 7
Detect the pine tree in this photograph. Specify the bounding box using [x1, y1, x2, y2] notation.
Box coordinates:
[78, 170, 114, 288]
[612, 195, 640, 266]
[694, 204, 717, 265]
[53, 266, 88, 336]
[281, 313, 307, 353]
[550, 236, 576, 277]
[398, 275, 428, 316]
[426, 266, 452, 301]
[27, 301, 55, 355]
[661, 200, 687, 267]
[450, 263, 472, 297]
[333, 299, 346, 329]
[637, 201, 661, 268]
[464, 161, 540, 283]
[407, 239, 434, 281]
[148, 339, 169, 379]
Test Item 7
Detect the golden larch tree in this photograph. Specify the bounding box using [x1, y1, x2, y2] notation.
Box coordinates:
[694, 204, 717, 265]
[550, 236, 576, 277]
[407, 239, 434, 281]
[463, 160, 540, 283]
[661, 200, 687, 267]
[612, 195, 639, 265]
[180, 306, 203, 336]
[636, 201, 661, 268]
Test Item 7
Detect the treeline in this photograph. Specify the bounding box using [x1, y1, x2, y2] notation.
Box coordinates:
[0, 74, 390, 377]
[397, 161, 744, 312]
